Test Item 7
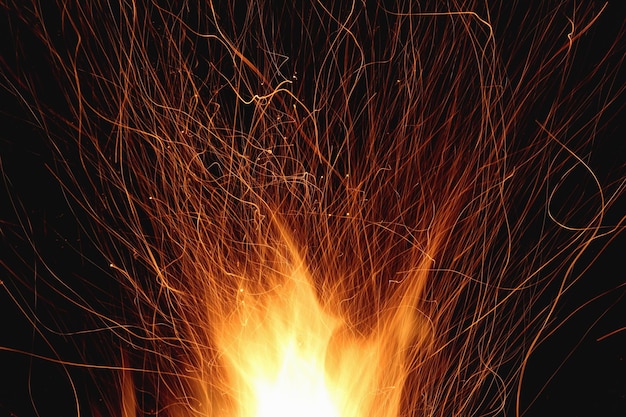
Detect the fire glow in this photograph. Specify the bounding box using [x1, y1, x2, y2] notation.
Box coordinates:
[0, 1, 624, 417]
[224, 274, 343, 417]
[214, 223, 431, 417]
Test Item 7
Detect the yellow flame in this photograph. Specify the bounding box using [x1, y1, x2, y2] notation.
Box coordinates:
[218, 266, 341, 417]
[211, 221, 433, 417]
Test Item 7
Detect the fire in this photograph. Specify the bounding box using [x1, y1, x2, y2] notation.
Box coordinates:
[192, 210, 439, 417]
[225, 277, 341, 417]
[214, 228, 407, 417]
[0, 1, 623, 417]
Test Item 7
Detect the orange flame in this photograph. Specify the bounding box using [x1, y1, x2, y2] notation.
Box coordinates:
[212, 221, 433, 417]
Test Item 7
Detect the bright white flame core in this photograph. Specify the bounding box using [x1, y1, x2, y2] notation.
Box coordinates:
[253, 339, 340, 417]
[217, 268, 347, 417]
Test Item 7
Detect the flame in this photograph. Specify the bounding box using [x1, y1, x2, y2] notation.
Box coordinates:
[213, 227, 353, 417]
[208, 222, 434, 417]
[0, 2, 623, 417]
[223, 275, 341, 417]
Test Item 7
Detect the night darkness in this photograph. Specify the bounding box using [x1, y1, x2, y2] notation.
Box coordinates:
[1, 1, 625, 417]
